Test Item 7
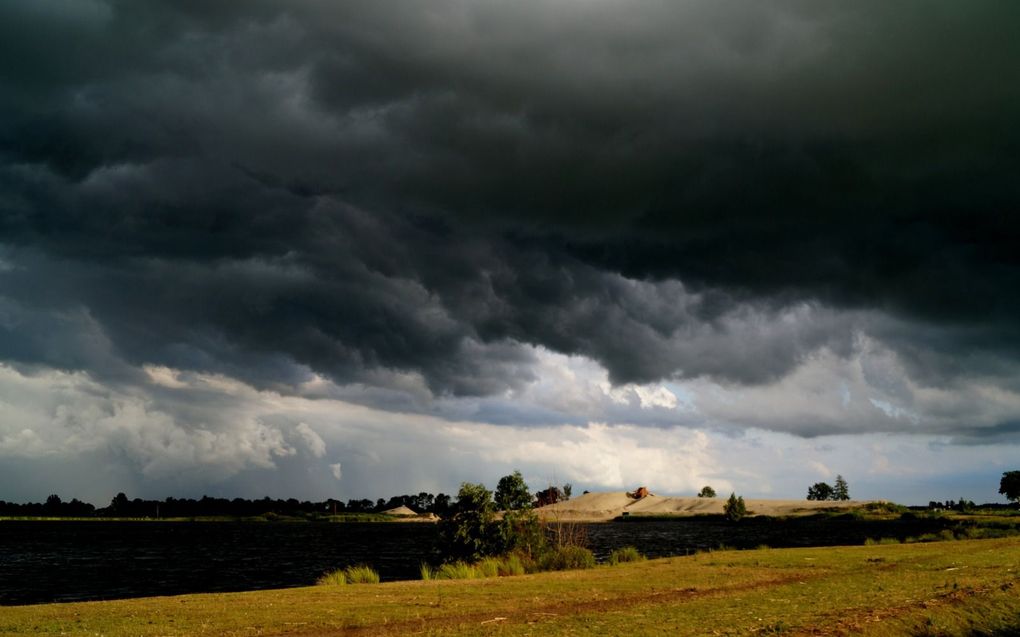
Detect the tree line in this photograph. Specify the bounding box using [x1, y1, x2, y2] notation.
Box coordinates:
[0, 482, 574, 519]
[0, 492, 454, 518]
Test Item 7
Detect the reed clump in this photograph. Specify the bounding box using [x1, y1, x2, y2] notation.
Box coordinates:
[608, 546, 646, 565]
[316, 564, 380, 586]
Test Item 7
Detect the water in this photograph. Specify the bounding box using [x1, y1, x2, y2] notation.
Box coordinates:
[0, 521, 438, 605]
[0, 516, 951, 605]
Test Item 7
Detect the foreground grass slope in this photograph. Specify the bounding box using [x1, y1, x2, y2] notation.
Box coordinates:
[4, 538, 1019, 636]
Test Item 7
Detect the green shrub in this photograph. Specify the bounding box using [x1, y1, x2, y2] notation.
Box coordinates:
[878, 537, 901, 545]
[538, 545, 596, 571]
[864, 538, 878, 546]
[608, 546, 645, 565]
[343, 564, 380, 584]
[938, 529, 956, 541]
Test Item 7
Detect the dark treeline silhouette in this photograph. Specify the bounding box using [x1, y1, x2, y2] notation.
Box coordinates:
[0, 491, 455, 518]
[0, 494, 97, 517]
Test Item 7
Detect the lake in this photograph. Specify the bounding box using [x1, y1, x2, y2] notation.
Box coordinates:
[0, 516, 952, 605]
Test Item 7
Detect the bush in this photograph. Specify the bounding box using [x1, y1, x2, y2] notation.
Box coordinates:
[539, 545, 596, 571]
[608, 546, 645, 565]
[497, 508, 546, 557]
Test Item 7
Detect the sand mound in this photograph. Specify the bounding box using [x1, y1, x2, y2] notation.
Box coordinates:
[535, 491, 872, 521]
[381, 505, 419, 517]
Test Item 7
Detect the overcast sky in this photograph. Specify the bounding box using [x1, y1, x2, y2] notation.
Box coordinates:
[1, 1, 1018, 506]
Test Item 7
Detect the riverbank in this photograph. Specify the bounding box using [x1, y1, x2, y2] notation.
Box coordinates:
[4, 537, 1019, 636]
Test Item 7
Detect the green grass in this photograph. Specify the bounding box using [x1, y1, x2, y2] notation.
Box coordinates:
[607, 545, 646, 565]
[316, 564, 380, 586]
[315, 569, 348, 585]
[426, 554, 533, 581]
[3, 538, 1020, 636]
[436, 561, 480, 580]
[537, 544, 596, 571]
[420, 562, 437, 580]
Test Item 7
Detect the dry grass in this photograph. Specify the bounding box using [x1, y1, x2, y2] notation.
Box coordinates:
[2, 537, 1019, 636]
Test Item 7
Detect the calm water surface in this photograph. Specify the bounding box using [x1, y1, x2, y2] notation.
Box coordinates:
[0, 517, 950, 605]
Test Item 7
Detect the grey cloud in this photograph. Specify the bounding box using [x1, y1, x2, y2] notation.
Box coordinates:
[0, 0, 1018, 435]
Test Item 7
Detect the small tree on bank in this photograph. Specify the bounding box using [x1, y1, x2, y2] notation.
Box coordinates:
[723, 493, 746, 522]
[440, 473, 547, 561]
[439, 483, 496, 561]
[494, 470, 545, 557]
[698, 486, 716, 498]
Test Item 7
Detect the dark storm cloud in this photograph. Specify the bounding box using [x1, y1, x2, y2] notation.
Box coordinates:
[1, 1, 1019, 406]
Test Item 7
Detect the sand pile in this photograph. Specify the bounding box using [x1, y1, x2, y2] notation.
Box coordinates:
[535, 491, 871, 521]
[381, 505, 419, 517]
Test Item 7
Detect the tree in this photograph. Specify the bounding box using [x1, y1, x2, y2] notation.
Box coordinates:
[433, 493, 452, 515]
[1000, 471, 1020, 504]
[562, 483, 572, 500]
[534, 486, 563, 507]
[807, 482, 834, 501]
[698, 486, 716, 498]
[492, 472, 546, 557]
[494, 470, 532, 511]
[723, 493, 746, 522]
[110, 492, 129, 514]
[439, 483, 496, 561]
[833, 475, 850, 501]
[43, 494, 62, 514]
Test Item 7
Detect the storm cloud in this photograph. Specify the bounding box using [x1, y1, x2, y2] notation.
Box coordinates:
[1, 1, 1019, 501]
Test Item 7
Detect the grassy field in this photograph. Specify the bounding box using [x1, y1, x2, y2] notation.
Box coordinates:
[3, 537, 1019, 636]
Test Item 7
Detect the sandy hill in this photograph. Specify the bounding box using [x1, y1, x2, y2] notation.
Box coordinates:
[381, 505, 419, 517]
[535, 491, 872, 521]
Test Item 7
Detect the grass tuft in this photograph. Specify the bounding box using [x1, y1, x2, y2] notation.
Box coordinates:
[607, 546, 646, 565]
[476, 557, 502, 578]
[317, 564, 379, 586]
[436, 561, 478, 580]
[343, 564, 380, 584]
[538, 545, 596, 571]
[316, 569, 347, 586]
